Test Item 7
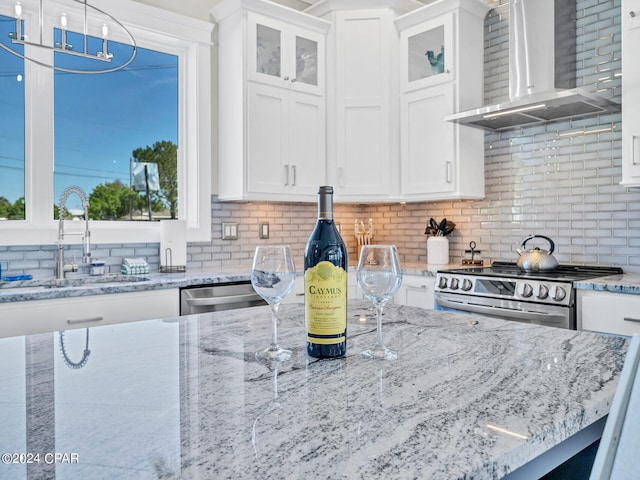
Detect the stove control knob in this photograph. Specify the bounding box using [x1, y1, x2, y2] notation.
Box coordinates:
[518, 283, 533, 298]
[438, 276, 448, 289]
[551, 286, 567, 301]
[461, 279, 473, 291]
[534, 284, 549, 299]
[450, 278, 459, 290]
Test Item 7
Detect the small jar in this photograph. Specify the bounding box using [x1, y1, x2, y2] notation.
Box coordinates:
[90, 260, 106, 276]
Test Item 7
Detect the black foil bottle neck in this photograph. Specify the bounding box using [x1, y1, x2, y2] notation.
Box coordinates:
[317, 186, 334, 220]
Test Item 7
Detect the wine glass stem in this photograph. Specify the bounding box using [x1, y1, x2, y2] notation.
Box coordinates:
[270, 303, 280, 350]
[375, 304, 385, 349]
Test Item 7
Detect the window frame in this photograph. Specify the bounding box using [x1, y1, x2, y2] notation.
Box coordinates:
[0, 0, 212, 245]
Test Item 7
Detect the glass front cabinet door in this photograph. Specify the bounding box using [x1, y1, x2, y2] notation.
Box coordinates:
[400, 13, 454, 92]
[248, 13, 324, 95]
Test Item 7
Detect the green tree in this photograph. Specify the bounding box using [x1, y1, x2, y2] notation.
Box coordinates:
[132, 140, 178, 219]
[8, 197, 25, 220]
[89, 181, 131, 220]
[0, 196, 11, 219]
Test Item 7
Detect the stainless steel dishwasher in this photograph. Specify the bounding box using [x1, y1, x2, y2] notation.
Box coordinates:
[180, 281, 266, 315]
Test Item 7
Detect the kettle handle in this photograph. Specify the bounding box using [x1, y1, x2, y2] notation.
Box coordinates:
[520, 235, 555, 254]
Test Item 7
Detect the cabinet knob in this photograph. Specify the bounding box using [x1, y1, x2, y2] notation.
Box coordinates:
[630, 10, 636, 17]
[284, 76, 290, 81]
[291, 78, 297, 83]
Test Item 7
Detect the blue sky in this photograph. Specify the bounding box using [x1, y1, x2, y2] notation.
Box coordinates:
[0, 14, 178, 211]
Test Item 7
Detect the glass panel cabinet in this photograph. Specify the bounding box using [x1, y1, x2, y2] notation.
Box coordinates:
[400, 14, 454, 92]
[396, 0, 489, 201]
[249, 13, 324, 96]
[256, 24, 281, 78]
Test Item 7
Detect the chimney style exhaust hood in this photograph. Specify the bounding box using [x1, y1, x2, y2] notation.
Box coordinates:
[446, 0, 620, 131]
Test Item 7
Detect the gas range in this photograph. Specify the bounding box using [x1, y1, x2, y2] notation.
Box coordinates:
[435, 262, 622, 306]
[434, 262, 623, 329]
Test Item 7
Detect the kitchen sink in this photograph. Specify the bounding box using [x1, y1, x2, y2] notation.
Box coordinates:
[0, 274, 150, 291]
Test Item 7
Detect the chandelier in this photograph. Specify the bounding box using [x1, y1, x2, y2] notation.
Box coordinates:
[1, 0, 136, 74]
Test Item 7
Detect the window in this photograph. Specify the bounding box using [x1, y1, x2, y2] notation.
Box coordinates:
[54, 45, 178, 221]
[0, 1, 212, 244]
[0, 14, 25, 221]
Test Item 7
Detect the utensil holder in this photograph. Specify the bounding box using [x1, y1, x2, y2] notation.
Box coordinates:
[427, 236, 449, 266]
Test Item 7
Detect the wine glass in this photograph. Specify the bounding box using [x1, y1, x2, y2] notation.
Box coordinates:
[251, 245, 296, 362]
[356, 245, 403, 360]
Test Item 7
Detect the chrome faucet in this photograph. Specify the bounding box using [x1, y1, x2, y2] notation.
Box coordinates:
[57, 186, 91, 279]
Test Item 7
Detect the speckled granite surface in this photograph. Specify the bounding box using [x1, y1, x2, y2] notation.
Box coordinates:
[575, 274, 640, 295]
[0, 262, 451, 304]
[0, 301, 627, 479]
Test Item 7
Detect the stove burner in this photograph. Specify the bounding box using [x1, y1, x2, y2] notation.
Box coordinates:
[439, 262, 623, 282]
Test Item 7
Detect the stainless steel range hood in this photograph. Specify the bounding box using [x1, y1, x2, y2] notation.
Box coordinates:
[446, 0, 620, 131]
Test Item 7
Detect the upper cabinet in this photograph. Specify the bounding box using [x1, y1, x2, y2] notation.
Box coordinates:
[621, 0, 640, 187]
[213, 0, 489, 203]
[314, 6, 402, 202]
[400, 12, 454, 92]
[248, 13, 325, 95]
[396, 0, 489, 201]
[213, 1, 330, 202]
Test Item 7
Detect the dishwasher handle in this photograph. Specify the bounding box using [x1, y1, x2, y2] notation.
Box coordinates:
[184, 292, 264, 307]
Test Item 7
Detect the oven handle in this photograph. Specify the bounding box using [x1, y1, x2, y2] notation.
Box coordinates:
[185, 293, 264, 306]
[435, 298, 567, 323]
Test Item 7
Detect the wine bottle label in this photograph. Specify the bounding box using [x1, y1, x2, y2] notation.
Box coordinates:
[305, 261, 347, 345]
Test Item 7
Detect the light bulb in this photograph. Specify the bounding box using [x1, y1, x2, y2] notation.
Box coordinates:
[60, 13, 67, 30]
[102, 24, 108, 39]
[14, 2, 22, 18]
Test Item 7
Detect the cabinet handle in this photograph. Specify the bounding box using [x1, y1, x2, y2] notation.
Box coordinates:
[624, 317, 640, 323]
[66, 316, 104, 325]
[446, 161, 452, 183]
[284, 164, 290, 186]
[292, 165, 297, 186]
[633, 135, 639, 165]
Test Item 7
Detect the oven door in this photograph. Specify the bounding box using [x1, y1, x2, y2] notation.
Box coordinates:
[434, 292, 572, 329]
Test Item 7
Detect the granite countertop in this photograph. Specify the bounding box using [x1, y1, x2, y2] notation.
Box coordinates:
[0, 301, 627, 479]
[0, 261, 453, 304]
[575, 274, 640, 295]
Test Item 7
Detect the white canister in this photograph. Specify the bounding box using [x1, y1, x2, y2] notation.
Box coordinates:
[427, 236, 449, 265]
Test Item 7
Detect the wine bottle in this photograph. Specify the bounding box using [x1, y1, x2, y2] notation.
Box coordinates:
[304, 186, 348, 358]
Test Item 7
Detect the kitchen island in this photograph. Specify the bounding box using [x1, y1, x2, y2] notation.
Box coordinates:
[0, 301, 627, 479]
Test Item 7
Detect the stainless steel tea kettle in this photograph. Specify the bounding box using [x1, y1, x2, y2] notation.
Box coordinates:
[516, 235, 559, 272]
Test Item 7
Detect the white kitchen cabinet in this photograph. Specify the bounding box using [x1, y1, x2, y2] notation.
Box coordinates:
[246, 82, 325, 196]
[621, 0, 640, 187]
[577, 290, 640, 336]
[213, 1, 330, 202]
[319, 7, 401, 201]
[396, 0, 488, 201]
[247, 12, 325, 95]
[394, 275, 435, 309]
[0, 289, 179, 338]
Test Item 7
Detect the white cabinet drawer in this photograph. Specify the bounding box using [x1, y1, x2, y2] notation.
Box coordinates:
[0, 289, 179, 338]
[394, 275, 435, 309]
[578, 290, 640, 336]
